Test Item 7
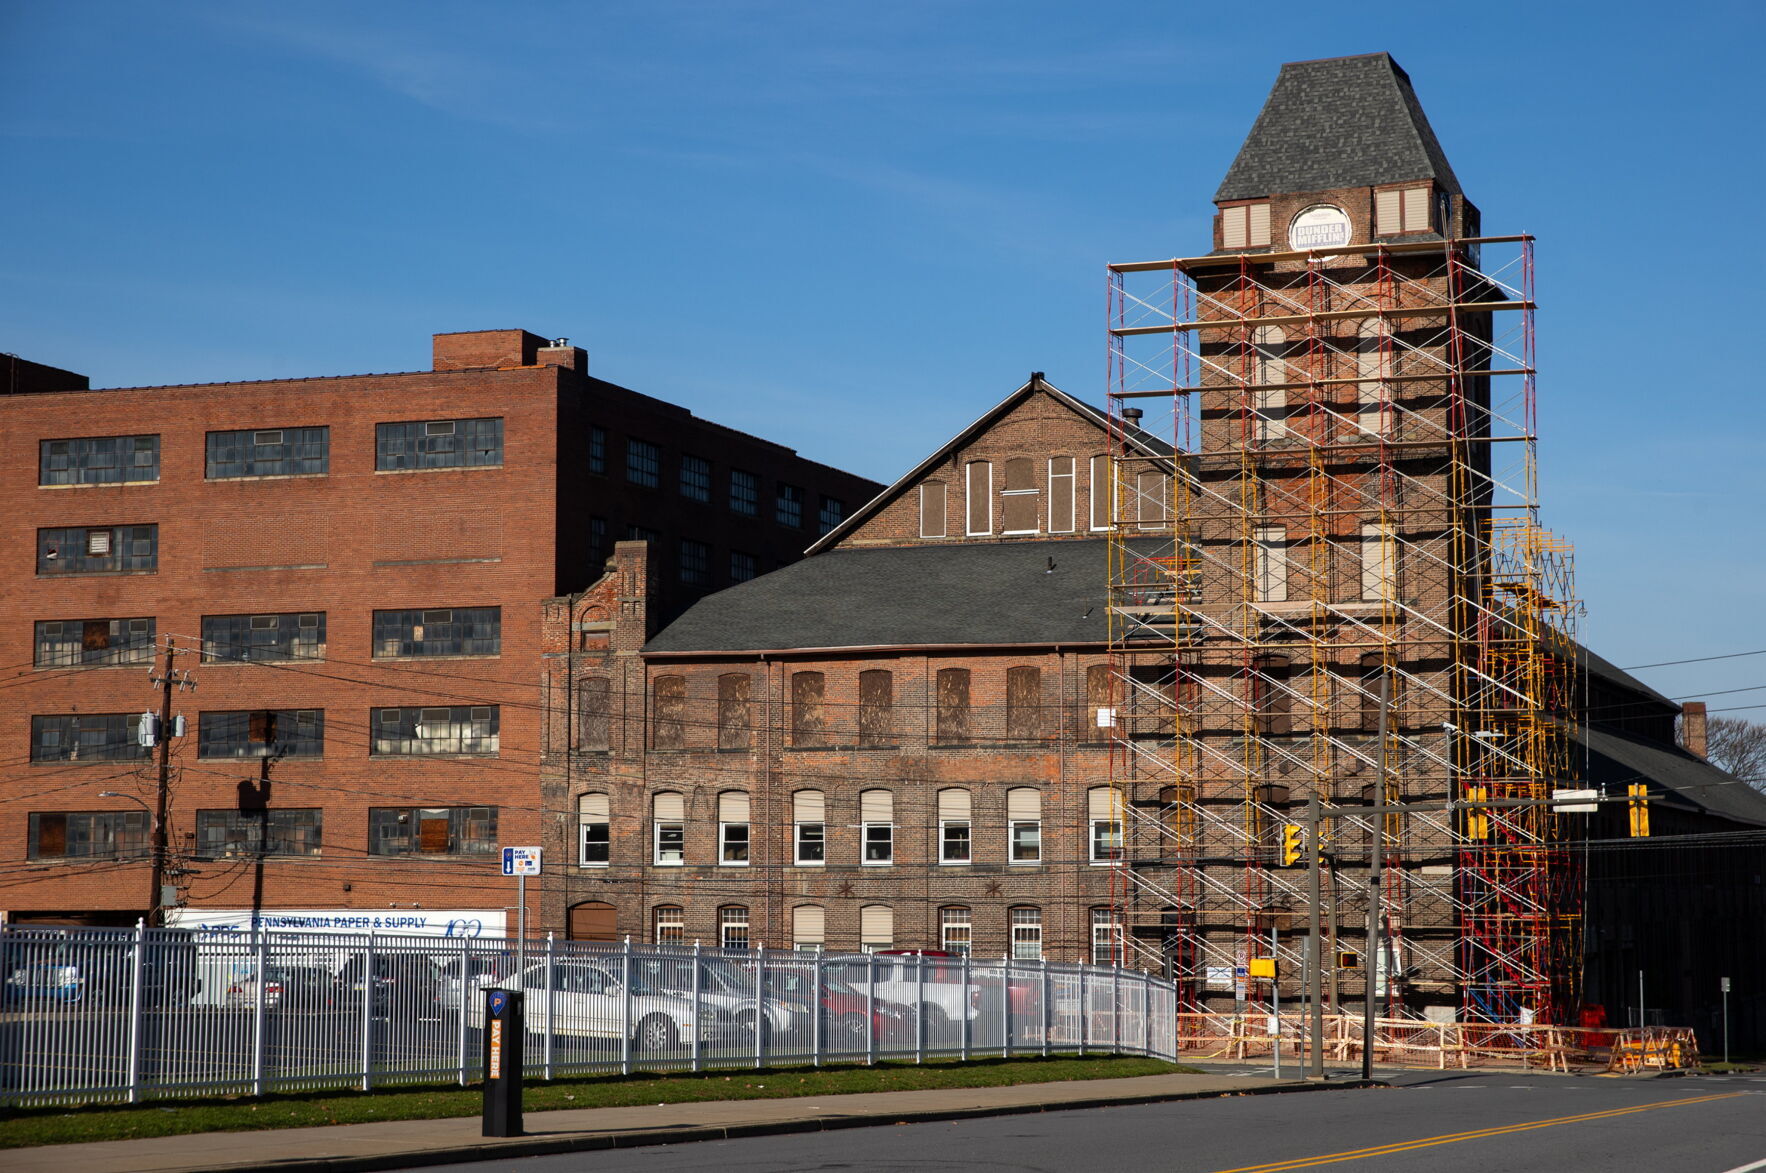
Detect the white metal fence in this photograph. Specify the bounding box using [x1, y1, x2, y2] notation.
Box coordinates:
[0, 925, 1180, 1106]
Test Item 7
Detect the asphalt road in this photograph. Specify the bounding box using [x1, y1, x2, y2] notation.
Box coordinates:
[434, 1070, 1766, 1173]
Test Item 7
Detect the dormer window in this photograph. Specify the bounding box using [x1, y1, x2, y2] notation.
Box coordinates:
[1220, 202, 1272, 250]
[1375, 185, 1435, 236]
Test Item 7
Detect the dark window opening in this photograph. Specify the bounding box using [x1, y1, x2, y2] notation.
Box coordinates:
[198, 709, 323, 759]
[371, 706, 499, 756]
[38, 525, 157, 575]
[206, 426, 328, 478]
[201, 612, 326, 663]
[369, 806, 497, 855]
[375, 417, 503, 470]
[372, 607, 500, 658]
[35, 617, 155, 667]
[39, 435, 159, 486]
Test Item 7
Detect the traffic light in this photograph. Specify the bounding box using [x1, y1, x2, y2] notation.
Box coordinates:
[1337, 951, 1361, 970]
[1628, 783, 1650, 838]
[1280, 823, 1304, 867]
[1465, 785, 1489, 841]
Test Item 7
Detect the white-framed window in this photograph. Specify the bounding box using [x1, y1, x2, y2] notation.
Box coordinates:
[1221, 201, 1272, 250]
[1088, 787, 1123, 864]
[938, 787, 972, 864]
[793, 789, 825, 865]
[1010, 906, 1043, 960]
[718, 790, 750, 866]
[1007, 787, 1041, 865]
[652, 791, 685, 865]
[793, 905, 825, 952]
[940, 906, 972, 956]
[1000, 457, 1039, 534]
[1047, 456, 1076, 533]
[860, 904, 894, 953]
[919, 481, 947, 539]
[1360, 522, 1397, 602]
[861, 788, 894, 865]
[653, 904, 684, 945]
[1135, 470, 1167, 531]
[578, 792, 610, 867]
[719, 905, 750, 951]
[1091, 907, 1123, 966]
[965, 461, 993, 535]
[1254, 526, 1288, 603]
[1375, 185, 1434, 236]
[1088, 454, 1111, 530]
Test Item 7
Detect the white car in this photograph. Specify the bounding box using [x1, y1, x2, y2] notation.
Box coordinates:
[626, 955, 810, 1043]
[512, 960, 731, 1050]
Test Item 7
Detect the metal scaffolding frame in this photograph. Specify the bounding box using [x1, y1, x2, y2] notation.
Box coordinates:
[1102, 235, 1581, 1024]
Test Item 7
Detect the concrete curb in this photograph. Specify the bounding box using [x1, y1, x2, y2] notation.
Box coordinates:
[201, 1078, 1389, 1173]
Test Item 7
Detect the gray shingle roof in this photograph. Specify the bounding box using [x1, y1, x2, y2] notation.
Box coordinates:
[647, 538, 1127, 653]
[1577, 724, 1766, 827]
[1216, 53, 1463, 202]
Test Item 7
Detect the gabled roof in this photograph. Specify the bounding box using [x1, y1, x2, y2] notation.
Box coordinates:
[804, 373, 1170, 556]
[1215, 53, 1463, 202]
[1577, 724, 1766, 828]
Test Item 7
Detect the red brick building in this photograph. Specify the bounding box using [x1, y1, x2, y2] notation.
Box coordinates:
[0, 329, 879, 932]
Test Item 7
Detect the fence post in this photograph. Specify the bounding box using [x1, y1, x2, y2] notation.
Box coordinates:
[250, 925, 268, 1097]
[620, 937, 632, 1075]
[1001, 957, 1011, 1059]
[455, 935, 470, 1086]
[1112, 963, 1121, 1053]
[543, 933, 556, 1081]
[960, 952, 971, 1062]
[754, 949, 766, 1070]
[1078, 966, 1088, 1058]
[866, 952, 877, 1066]
[125, 920, 146, 1104]
[359, 933, 375, 1091]
[1039, 959, 1050, 1057]
[914, 953, 925, 1064]
[810, 951, 822, 1068]
[690, 941, 703, 1073]
[1141, 971, 1152, 1058]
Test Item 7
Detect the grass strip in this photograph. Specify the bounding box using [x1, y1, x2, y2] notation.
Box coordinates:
[0, 1054, 1199, 1149]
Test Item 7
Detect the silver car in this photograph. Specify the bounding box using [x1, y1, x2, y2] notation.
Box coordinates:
[513, 960, 730, 1050]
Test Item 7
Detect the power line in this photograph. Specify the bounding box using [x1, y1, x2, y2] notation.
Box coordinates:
[1621, 647, 1766, 670]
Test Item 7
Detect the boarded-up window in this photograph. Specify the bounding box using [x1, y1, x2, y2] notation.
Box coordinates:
[793, 905, 825, 949]
[858, 669, 893, 747]
[935, 668, 971, 745]
[652, 676, 686, 750]
[1252, 655, 1292, 735]
[1048, 456, 1075, 533]
[1377, 185, 1433, 235]
[1355, 319, 1392, 439]
[717, 673, 751, 751]
[1089, 455, 1110, 529]
[919, 481, 947, 539]
[568, 901, 617, 942]
[1254, 526, 1288, 603]
[35, 812, 67, 856]
[1001, 457, 1038, 533]
[1360, 522, 1396, 601]
[1248, 202, 1271, 246]
[1084, 663, 1113, 741]
[965, 462, 992, 535]
[1006, 666, 1042, 741]
[1136, 470, 1167, 530]
[791, 671, 827, 747]
[578, 676, 610, 751]
[418, 811, 450, 853]
[1221, 203, 1270, 249]
[1404, 185, 1429, 232]
[1251, 326, 1286, 442]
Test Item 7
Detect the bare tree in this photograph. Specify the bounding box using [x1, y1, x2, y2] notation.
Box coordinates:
[1684, 715, 1766, 790]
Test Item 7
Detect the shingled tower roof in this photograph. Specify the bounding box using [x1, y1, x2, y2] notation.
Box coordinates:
[1215, 53, 1462, 202]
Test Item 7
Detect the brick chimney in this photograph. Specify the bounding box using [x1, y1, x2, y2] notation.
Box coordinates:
[432, 329, 547, 371]
[1682, 701, 1708, 758]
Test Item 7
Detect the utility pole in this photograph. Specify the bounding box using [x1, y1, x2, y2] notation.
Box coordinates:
[147, 638, 194, 927]
[1362, 673, 1389, 1082]
[1307, 792, 1324, 1078]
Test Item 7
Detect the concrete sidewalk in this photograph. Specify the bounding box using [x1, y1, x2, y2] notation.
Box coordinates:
[6, 1071, 1373, 1173]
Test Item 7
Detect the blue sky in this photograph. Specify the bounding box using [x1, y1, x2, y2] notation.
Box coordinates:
[4, 1, 1763, 708]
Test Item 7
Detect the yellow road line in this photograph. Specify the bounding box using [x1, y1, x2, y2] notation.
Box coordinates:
[1208, 1091, 1747, 1173]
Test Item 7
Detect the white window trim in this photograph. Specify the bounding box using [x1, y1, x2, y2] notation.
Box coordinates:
[1047, 456, 1076, 534]
[1009, 819, 1041, 865]
[653, 820, 685, 866]
[940, 818, 971, 865]
[579, 819, 610, 868]
[794, 821, 825, 866]
[1010, 909, 1043, 960]
[1089, 817, 1122, 865]
[718, 820, 750, 866]
[1088, 455, 1111, 531]
[1254, 525, 1288, 603]
[965, 462, 993, 536]
[862, 821, 894, 866]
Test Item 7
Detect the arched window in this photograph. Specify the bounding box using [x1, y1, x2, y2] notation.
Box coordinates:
[717, 673, 751, 751]
[652, 791, 685, 865]
[792, 905, 825, 951]
[1009, 906, 1043, 960]
[791, 671, 826, 747]
[858, 669, 893, 747]
[652, 904, 684, 945]
[965, 461, 992, 535]
[1088, 787, 1122, 863]
[717, 791, 750, 866]
[939, 906, 972, 955]
[860, 789, 894, 865]
[793, 789, 825, 865]
[577, 792, 610, 867]
[1090, 907, 1123, 965]
[936, 668, 971, 745]
[568, 901, 617, 942]
[1007, 788, 1041, 864]
[919, 481, 947, 539]
[860, 904, 894, 952]
[652, 675, 685, 750]
[1001, 457, 1038, 534]
[718, 905, 749, 951]
[1006, 666, 1042, 741]
[938, 787, 972, 864]
[577, 676, 610, 751]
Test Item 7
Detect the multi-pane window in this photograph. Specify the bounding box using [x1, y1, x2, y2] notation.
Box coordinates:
[679, 539, 710, 586]
[35, 617, 155, 667]
[730, 551, 757, 583]
[938, 788, 972, 864]
[940, 907, 972, 955]
[577, 677, 611, 751]
[38, 525, 157, 575]
[371, 706, 499, 756]
[626, 523, 660, 545]
[858, 669, 893, 748]
[653, 792, 685, 865]
[1089, 786, 1123, 863]
[578, 793, 610, 866]
[652, 676, 686, 750]
[28, 811, 147, 859]
[206, 426, 328, 478]
[775, 482, 803, 528]
[588, 516, 609, 571]
[201, 612, 326, 662]
[375, 418, 503, 470]
[30, 713, 148, 763]
[718, 791, 750, 865]
[680, 455, 711, 502]
[626, 438, 661, 487]
[588, 427, 607, 474]
[861, 789, 894, 865]
[859, 904, 893, 953]
[372, 607, 500, 658]
[1010, 907, 1043, 960]
[198, 710, 324, 759]
[719, 905, 750, 951]
[817, 496, 844, 536]
[39, 435, 159, 486]
[717, 673, 751, 751]
[195, 809, 322, 858]
[653, 904, 685, 945]
[1000, 458, 1038, 533]
[730, 469, 759, 516]
[368, 807, 497, 855]
[1007, 787, 1042, 864]
[793, 790, 825, 865]
[935, 668, 971, 745]
[1091, 908, 1123, 966]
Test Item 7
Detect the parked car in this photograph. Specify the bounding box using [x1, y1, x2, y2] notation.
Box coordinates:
[332, 954, 441, 1014]
[225, 964, 331, 1011]
[509, 960, 732, 1050]
[2, 929, 197, 1007]
[768, 968, 915, 1045]
[434, 954, 516, 1013]
[870, 950, 979, 1027]
[626, 955, 810, 1043]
